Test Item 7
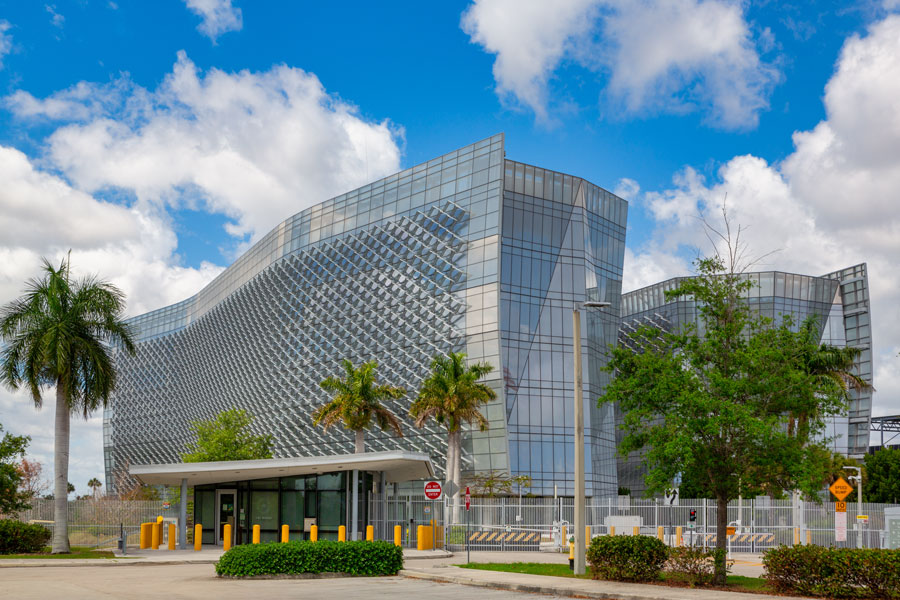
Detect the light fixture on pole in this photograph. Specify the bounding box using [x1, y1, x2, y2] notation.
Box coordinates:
[573, 300, 611, 575]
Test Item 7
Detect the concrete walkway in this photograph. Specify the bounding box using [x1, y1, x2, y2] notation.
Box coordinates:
[0, 546, 451, 568]
[401, 565, 807, 600]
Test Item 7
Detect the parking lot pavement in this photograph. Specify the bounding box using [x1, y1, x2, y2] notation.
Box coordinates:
[0, 564, 563, 600]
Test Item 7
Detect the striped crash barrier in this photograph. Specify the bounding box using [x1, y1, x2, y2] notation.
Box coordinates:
[703, 532, 776, 545]
[467, 530, 542, 549]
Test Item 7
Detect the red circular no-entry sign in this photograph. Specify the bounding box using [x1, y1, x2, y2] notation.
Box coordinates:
[424, 481, 442, 500]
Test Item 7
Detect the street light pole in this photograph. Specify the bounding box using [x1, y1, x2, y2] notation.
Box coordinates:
[846, 466, 863, 548]
[573, 300, 611, 576]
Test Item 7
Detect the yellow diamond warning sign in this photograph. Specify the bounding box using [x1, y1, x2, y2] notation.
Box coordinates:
[829, 477, 853, 501]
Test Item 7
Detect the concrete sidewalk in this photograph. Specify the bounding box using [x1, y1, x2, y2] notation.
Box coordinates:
[401, 565, 805, 600]
[0, 546, 451, 568]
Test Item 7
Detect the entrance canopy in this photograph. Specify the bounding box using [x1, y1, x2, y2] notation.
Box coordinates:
[130, 450, 435, 486]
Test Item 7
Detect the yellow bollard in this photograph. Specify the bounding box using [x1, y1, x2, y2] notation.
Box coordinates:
[633, 526, 640, 536]
[282, 524, 289, 543]
[310, 525, 318, 542]
[416, 525, 426, 550]
[568, 541, 575, 570]
[252, 524, 260, 544]
[586, 526, 591, 548]
[657, 526, 664, 541]
[394, 525, 402, 546]
[366, 525, 374, 541]
[168, 523, 176, 550]
[806, 530, 812, 546]
[676, 526, 683, 547]
[338, 525, 346, 542]
[139, 522, 150, 549]
[223, 524, 232, 551]
[561, 525, 567, 549]
[794, 527, 800, 545]
[609, 525, 615, 536]
[151, 522, 160, 549]
[194, 524, 202, 551]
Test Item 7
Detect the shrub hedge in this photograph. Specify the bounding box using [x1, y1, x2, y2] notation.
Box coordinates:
[763, 545, 900, 599]
[586, 534, 668, 582]
[0, 519, 51, 554]
[665, 546, 729, 587]
[215, 540, 403, 578]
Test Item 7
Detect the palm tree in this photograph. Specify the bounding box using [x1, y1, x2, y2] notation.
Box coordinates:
[790, 316, 870, 441]
[410, 352, 495, 519]
[313, 359, 405, 453]
[87, 477, 102, 499]
[0, 256, 135, 553]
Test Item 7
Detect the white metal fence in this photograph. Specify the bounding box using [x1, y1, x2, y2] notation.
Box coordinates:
[11, 498, 177, 549]
[369, 495, 900, 551]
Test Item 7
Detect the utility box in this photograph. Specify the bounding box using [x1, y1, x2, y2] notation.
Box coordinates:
[884, 507, 900, 549]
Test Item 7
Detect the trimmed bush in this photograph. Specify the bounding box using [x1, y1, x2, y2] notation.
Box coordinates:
[763, 545, 900, 599]
[215, 540, 403, 578]
[0, 519, 51, 554]
[586, 534, 668, 582]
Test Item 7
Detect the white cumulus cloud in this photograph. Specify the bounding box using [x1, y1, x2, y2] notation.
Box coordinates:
[624, 15, 900, 421]
[184, 0, 242, 41]
[462, 0, 778, 129]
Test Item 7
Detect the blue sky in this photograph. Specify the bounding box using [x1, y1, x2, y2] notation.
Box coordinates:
[1, 0, 899, 494]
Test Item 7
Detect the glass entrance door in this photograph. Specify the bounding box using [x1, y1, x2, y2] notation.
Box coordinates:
[216, 489, 236, 546]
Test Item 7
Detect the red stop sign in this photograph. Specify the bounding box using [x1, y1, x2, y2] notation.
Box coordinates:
[465, 486, 471, 511]
[424, 481, 442, 500]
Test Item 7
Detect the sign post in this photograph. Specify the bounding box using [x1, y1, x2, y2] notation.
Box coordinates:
[425, 481, 442, 551]
[465, 486, 471, 564]
[830, 478, 853, 545]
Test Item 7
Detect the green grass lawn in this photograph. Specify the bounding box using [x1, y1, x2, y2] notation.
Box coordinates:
[0, 546, 120, 559]
[459, 562, 772, 594]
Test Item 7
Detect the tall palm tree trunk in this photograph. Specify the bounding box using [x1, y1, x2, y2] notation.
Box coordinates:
[355, 429, 365, 454]
[448, 429, 461, 523]
[52, 383, 71, 553]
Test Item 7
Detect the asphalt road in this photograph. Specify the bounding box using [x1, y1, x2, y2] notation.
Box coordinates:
[1, 564, 563, 600]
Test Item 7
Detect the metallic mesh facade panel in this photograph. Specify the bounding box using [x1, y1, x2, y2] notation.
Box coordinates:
[104, 134, 629, 498]
[616, 265, 875, 495]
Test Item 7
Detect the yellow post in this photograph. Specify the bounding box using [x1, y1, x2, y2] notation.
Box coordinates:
[561, 525, 567, 549]
[416, 525, 426, 550]
[609, 525, 615, 536]
[223, 524, 232, 551]
[794, 527, 800, 545]
[157, 515, 164, 524]
[657, 526, 664, 541]
[151, 522, 160, 549]
[633, 526, 640, 536]
[394, 525, 401, 546]
[139, 523, 150, 549]
[168, 523, 176, 550]
[194, 524, 202, 551]
[366, 525, 374, 541]
[806, 530, 812, 546]
[310, 525, 318, 542]
[338, 525, 346, 542]
[676, 526, 683, 547]
[568, 541, 575, 570]
[282, 524, 289, 543]
[252, 524, 260, 544]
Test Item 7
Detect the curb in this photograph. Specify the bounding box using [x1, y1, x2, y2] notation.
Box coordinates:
[0, 559, 219, 568]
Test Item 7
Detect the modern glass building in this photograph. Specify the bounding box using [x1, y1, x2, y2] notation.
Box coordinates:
[617, 264, 874, 496]
[104, 134, 627, 499]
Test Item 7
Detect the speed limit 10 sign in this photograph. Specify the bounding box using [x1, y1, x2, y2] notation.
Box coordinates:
[424, 481, 442, 500]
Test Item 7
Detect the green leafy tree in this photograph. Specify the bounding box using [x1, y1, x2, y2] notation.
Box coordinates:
[864, 448, 900, 504]
[313, 359, 405, 453]
[600, 256, 845, 584]
[182, 408, 273, 462]
[410, 352, 495, 517]
[0, 256, 135, 553]
[0, 423, 31, 514]
[465, 470, 531, 498]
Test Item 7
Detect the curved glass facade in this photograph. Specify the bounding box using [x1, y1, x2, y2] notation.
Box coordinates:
[104, 134, 628, 498]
